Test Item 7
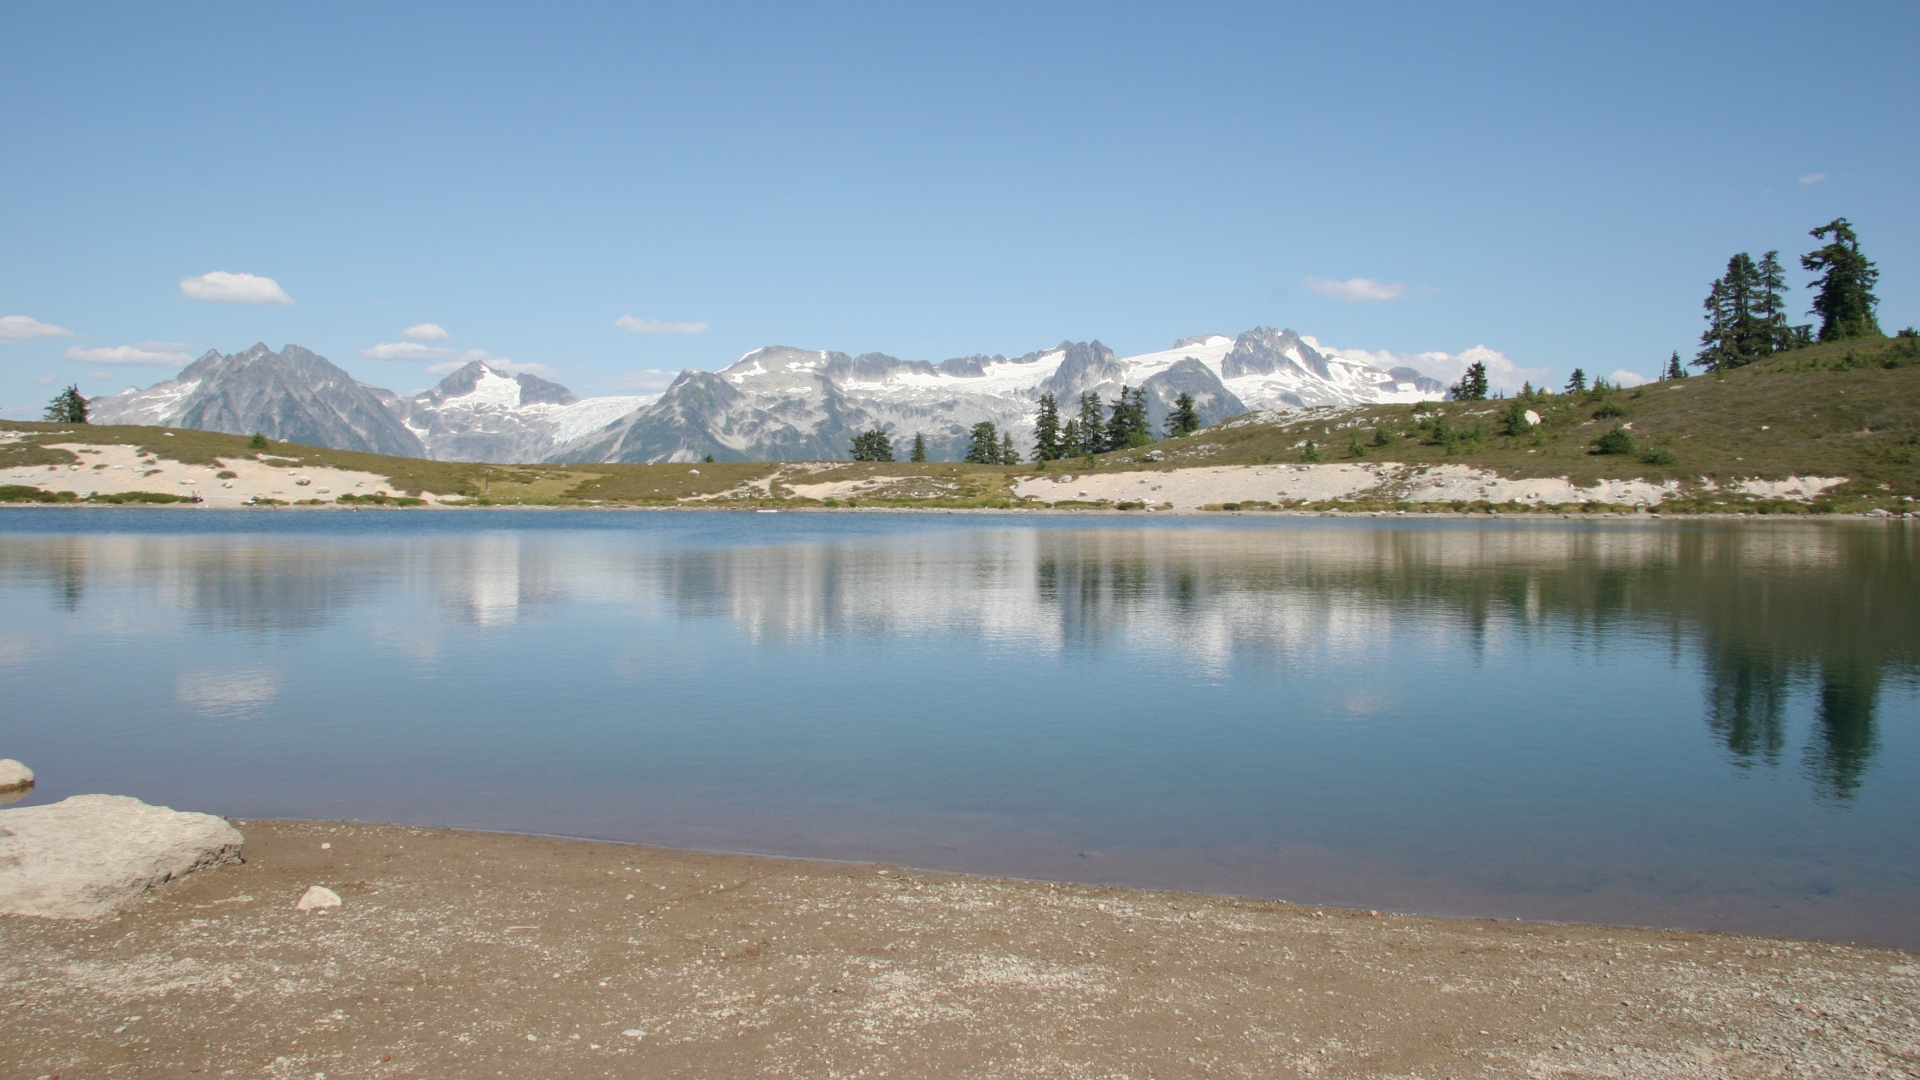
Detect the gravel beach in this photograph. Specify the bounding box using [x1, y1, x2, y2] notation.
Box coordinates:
[3, 820, 1916, 1078]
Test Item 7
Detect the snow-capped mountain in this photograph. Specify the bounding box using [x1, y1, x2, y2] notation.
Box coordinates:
[556, 327, 1444, 464]
[86, 328, 1442, 464]
[88, 343, 427, 458]
[392, 361, 657, 462]
[87, 346, 657, 462]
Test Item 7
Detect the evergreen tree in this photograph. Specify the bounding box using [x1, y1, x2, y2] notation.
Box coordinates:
[1447, 361, 1489, 400]
[1801, 218, 1881, 342]
[247, 432, 269, 449]
[1163, 391, 1200, 437]
[1696, 253, 1771, 370]
[965, 421, 1001, 463]
[1105, 385, 1151, 449]
[1031, 392, 1063, 461]
[850, 429, 895, 461]
[1664, 351, 1687, 380]
[910, 432, 927, 462]
[1565, 368, 1587, 393]
[1075, 392, 1105, 456]
[43, 385, 88, 423]
[1753, 250, 1804, 353]
[1061, 418, 1082, 458]
[1000, 432, 1017, 464]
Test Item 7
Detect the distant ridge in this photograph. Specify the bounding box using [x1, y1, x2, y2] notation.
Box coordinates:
[87, 328, 1444, 463]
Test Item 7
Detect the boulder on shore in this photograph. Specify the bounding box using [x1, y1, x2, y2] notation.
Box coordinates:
[0, 794, 244, 919]
[0, 759, 32, 791]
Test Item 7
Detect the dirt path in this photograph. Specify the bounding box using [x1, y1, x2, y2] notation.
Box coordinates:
[3, 821, 1915, 1079]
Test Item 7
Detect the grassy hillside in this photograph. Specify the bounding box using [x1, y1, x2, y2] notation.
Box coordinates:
[1085, 334, 1920, 512]
[3, 334, 1914, 513]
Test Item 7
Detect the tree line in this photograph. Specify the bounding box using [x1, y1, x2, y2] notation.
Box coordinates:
[849, 387, 1202, 463]
[1694, 217, 1882, 372]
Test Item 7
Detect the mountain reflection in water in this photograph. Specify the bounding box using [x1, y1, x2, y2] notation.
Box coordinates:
[0, 512, 1915, 946]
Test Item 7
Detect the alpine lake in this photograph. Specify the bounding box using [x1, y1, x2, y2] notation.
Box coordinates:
[2, 508, 1915, 950]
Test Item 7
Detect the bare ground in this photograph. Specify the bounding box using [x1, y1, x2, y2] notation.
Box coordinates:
[3, 821, 1915, 1079]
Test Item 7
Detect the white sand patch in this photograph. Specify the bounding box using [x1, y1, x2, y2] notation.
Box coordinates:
[1016, 464, 1392, 508]
[5, 444, 452, 508]
[1728, 476, 1849, 499]
[1016, 462, 1840, 509]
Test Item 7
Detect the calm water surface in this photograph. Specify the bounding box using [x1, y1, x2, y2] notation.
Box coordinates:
[2, 509, 1915, 948]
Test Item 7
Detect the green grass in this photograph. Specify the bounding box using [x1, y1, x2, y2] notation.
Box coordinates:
[4, 334, 1914, 513]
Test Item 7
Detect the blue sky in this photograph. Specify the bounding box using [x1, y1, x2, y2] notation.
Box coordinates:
[2, 2, 1914, 415]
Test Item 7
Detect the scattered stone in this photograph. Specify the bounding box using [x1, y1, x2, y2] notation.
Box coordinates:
[0, 760, 32, 792]
[295, 885, 342, 911]
[0, 795, 244, 919]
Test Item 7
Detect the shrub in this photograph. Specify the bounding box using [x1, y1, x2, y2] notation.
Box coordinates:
[1301, 441, 1322, 463]
[1638, 446, 1678, 466]
[1593, 400, 1626, 419]
[1593, 425, 1636, 455]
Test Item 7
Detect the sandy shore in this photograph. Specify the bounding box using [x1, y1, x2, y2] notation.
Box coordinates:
[3, 821, 1914, 1079]
[5, 442, 450, 508]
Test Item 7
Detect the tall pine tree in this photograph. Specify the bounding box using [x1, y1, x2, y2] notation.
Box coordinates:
[1075, 392, 1105, 456]
[1000, 432, 1017, 464]
[1163, 392, 1200, 437]
[1696, 253, 1771, 370]
[1031, 392, 1063, 461]
[1565, 368, 1586, 393]
[1664, 351, 1687, 380]
[1105, 385, 1151, 449]
[1801, 218, 1881, 342]
[910, 432, 927, 462]
[1447, 361, 1488, 400]
[965, 421, 1001, 463]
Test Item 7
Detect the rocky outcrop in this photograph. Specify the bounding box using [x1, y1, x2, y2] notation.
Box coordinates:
[0, 795, 244, 918]
[0, 760, 31, 792]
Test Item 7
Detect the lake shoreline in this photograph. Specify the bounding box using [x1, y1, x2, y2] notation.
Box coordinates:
[4, 818, 1914, 1078]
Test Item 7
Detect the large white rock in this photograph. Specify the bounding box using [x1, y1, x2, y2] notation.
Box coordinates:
[0, 794, 244, 919]
[0, 759, 31, 791]
[295, 885, 341, 911]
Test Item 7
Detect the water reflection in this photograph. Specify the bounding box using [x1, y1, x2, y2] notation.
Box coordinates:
[1, 519, 1913, 802]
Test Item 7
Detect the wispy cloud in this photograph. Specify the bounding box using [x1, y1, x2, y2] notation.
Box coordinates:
[1799, 172, 1826, 185]
[616, 315, 708, 334]
[1310, 338, 1552, 394]
[0, 315, 77, 344]
[361, 341, 460, 361]
[1304, 277, 1408, 302]
[402, 323, 450, 341]
[63, 342, 193, 366]
[179, 271, 295, 305]
[605, 369, 680, 393]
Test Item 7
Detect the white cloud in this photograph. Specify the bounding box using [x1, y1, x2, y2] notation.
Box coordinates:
[63, 342, 194, 366]
[402, 323, 450, 341]
[422, 350, 560, 380]
[1799, 172, 1826, 185]
[1311, 338, 1554, 394]
[605, 369, 679, 393]
[360, 341, 460, 361]
[1609, 368, 1652, 388]
[616, 315, 708, 334]
[1304, 277, 1408, 302]
[0, 315, 77, 344]
[178, 271, 294, 305]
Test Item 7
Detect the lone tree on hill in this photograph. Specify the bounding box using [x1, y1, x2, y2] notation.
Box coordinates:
[850, 429, 895, 462]
[1031, 393, 1063, 461]
[1000, 431, 1017, 464]
[1802, 218, 1880, 342]
[1565, 368, 1587, 393]
[1448, 361, 1489, 400]
[909, 432, 927, 462]
[1164, 391, 1200, 437]
[43, 385, 88, 423]
[965, 421, 1002, 463]
[248, 432, 270, 449]
[1664, 351, 1687, 380]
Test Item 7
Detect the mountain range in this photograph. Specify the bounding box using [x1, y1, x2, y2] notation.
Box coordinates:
[88, 328, 1445, 463]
